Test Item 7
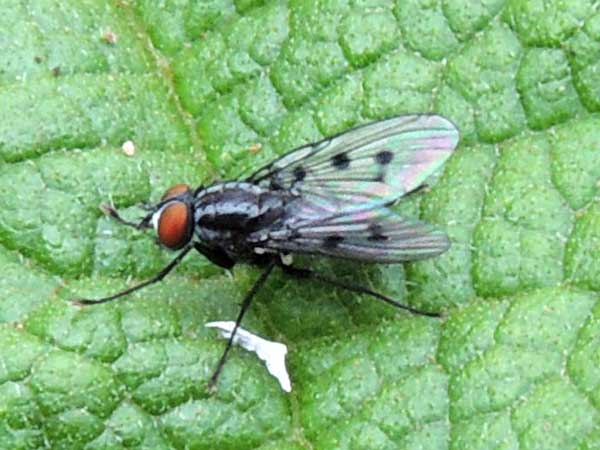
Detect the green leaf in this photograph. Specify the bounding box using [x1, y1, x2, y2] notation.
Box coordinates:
[0, 0, 599, 449]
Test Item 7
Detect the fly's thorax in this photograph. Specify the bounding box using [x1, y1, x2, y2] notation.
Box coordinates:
[152, 184, 195, 250]
[193, 182, 288, 233]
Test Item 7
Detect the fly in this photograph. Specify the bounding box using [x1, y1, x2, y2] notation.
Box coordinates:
[74, 114, 460, 390]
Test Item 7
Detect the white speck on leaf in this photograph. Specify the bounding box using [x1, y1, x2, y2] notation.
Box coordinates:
[102, 30, 118, 45]
[122, 140, 135, 156]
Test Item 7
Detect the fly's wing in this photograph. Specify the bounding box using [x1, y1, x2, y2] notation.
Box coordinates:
[248, 114, 459, 208]
[262, 205, 449, 263]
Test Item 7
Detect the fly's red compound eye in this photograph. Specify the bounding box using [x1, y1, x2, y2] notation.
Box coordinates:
[161, 183, 191, 201]
[157, 201, 193, 249]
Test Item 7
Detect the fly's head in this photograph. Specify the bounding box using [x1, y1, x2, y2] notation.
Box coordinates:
[105, 183, 196, 251]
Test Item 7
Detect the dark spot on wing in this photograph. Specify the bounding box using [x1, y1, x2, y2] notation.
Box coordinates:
[367, 223, 388, 241]
[269, 179, 284, 190]
[331, 152, 350, 169]
[375, 150, 394, 165]
[323, 235, 344, 248]
[293, 165, 307, 182]
[374, 171, 385, 183]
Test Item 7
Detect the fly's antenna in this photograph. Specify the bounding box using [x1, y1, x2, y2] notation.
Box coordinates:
[100, 204, 152, 230]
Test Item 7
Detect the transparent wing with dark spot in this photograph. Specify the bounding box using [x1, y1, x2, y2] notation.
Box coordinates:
[262, 204, 450, 263]
[247, 114, 459, 207]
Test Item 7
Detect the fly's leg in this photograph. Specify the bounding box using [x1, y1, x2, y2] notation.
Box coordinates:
[73, 246, 192, 305]
[193, 242, 236, 269]
[280, 264, 440, 318]
[208, 261, 276, 391]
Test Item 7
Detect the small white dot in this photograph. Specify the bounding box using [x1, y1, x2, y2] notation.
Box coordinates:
[102, 30, 118, 45]
[122, 140, 135, 156]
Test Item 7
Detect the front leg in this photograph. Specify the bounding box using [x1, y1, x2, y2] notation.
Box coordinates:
[74, 246, 193, 305]
[194, 242, 236, 269]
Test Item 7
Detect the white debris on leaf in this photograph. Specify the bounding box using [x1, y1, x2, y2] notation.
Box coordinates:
[102, 29, 118, 45]
[206, 321, 291, 392]
[248, 143, 262, 154]
[121, 140, 135, 156]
